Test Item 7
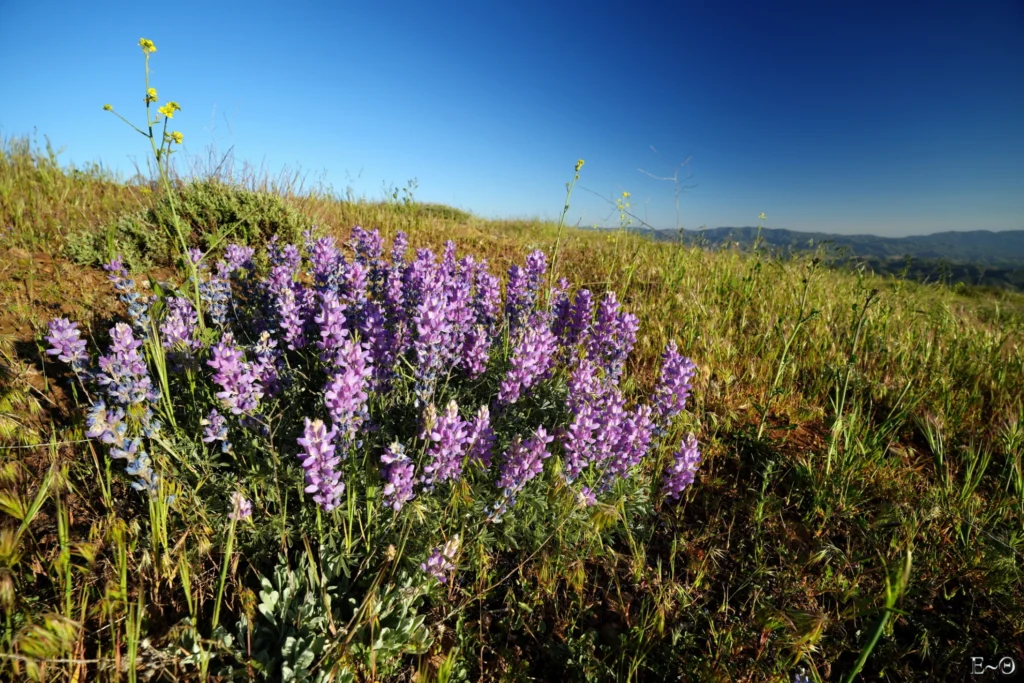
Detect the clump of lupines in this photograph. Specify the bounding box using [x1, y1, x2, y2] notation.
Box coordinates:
[46, 232, 705, 569]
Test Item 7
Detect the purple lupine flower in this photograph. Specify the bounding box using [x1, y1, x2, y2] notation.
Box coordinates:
[497, 313, 557, 405]
[229, 492, 252, 521]
[562, 400, 600, 482]
[561, 377, 628, 483]
[104, 257, 151, 332]
[587, 292, 638, 383]
[359, 302, 396, 390]
[95, 323, 159, 406]
[662, 433, 702, 501]
[504, 251, 548, 332]
[550, 280, 572, 340]
[309, 235, 343, 292]
[466, 405, 496, 468]
[201, 408, 231, 453]
[339, 259, 369, 323]
[504, 265, 531, 332]
[382, 237, 410, 360]
[391, 231, 409, 265]
[85, 400, 127, 445]
[459, 325, 491, 378]
[279, 243, 302, 271]
[350, 226, 387, 295]
[421, 401, 470, 488]
[421, 535, 460, 584]
[110, 437, 159, 493]
[652, 341, 697, 427]
[494, 426, 554, 517]
[471, 260, 502, 329]
[561, 289, 593, 350]
[412, 271, 450, 403]
[605, 404, 654, 481]
[199, 272, 232, 327]
[207, 341, 263, 415]
[442, 254, 475, 367]
[296, 418, 345, 511]
[160, 297, 200, 352]
[223, 244, 256, 273]
[323, 338, 372, 447]
[314, 290, 349, 363]
[380, 442, 416, 512]
[45, 318, 89, 372]
[276, 284, 308, 350]
[251, 331, 284, 398]
[577, 486, 597, 507]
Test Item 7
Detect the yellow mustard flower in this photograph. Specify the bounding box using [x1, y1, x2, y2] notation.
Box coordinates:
[170, 131, 183, 144]
[145, 87, 158, 104]
[158, 101, 181, 119]
[102, 104, 113, 111]
[139, 38, 156, 54]
[575, 159, 585, 173]
[759, 212, 767, 221]
[622, 191, 630, 198]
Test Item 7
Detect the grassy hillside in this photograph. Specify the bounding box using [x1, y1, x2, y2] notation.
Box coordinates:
[1, 135, 1023, 681]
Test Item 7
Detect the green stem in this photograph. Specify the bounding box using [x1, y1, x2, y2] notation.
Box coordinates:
[211, 517, 238, 633]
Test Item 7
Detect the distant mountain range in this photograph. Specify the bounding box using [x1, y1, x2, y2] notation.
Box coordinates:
[620, 226, 1024, 292]
[639, 227, 1024, 265]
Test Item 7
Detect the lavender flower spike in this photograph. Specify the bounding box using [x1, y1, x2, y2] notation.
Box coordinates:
[296, 418, 345, 512]
[421, 401, 470, 488]
[421, 535, 461, 584]
[229, 492, 252, 521]
[380, 442, 416, 512]
[45, 318, 89, 373]
[498, 313, 557, 405]
[662, 433, 702, 501]
[652, 340, 697, 427]
[494, 425, 555, 517]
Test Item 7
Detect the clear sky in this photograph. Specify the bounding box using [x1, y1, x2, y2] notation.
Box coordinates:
[2, 0, 1022, 237]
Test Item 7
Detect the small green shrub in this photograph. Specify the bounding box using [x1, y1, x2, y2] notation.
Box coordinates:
[154, 179, 310, 252]
[417, 203, 472, 223]
[64, 209, 170, 272]
[65, 180, 311, 271]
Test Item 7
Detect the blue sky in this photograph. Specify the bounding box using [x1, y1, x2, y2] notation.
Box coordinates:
[2, 0, 1022, 237]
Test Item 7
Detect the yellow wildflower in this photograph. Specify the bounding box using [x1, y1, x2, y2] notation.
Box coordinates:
[170, 131, 183, 144]
[139, 38, 156, 54]
[759, 212, 767, 221]
[145, 87, 158, 104]
[575, 159, 584, 173]
[102, 104, 113, 111]
[157, 101, 181, 119]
